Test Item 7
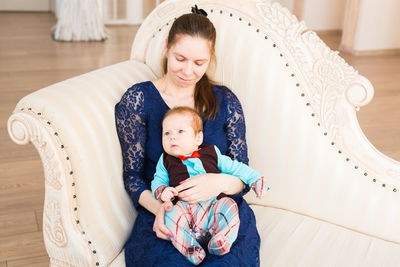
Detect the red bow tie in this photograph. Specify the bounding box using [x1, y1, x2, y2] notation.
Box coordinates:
[179, 151, 201, 161]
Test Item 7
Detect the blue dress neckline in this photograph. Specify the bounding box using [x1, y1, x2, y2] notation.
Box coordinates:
[147, 80, 171, 110]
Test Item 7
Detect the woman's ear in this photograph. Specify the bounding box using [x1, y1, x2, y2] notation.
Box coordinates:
[196, 131, 204, 146]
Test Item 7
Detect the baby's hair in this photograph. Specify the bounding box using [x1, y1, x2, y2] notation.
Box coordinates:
[163, 106, 203, 133]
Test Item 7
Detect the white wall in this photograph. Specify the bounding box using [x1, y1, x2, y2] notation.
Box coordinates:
[354, 0, 400, 51]
[302, 0, 346, 31]
[0, 0, 50, 11]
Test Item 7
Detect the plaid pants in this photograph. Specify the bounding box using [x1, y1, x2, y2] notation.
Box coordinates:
[165, 197, 240, 265]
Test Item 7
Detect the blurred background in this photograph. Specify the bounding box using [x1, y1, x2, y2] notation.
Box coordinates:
[0, 0, 399, 266]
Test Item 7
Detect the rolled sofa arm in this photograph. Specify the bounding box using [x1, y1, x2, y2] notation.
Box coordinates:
[7, 60, 156, 267]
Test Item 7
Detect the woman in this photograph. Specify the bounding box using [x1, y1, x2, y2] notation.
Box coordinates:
[115, 9, 260, 266]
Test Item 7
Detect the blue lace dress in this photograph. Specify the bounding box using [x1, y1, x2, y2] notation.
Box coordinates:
[115, 81, 260, 266]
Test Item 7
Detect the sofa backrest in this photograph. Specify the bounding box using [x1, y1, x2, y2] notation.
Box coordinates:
[131, 0, 400, 244]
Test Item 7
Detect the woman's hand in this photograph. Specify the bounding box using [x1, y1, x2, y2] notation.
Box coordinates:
[153, 201, 173, 240]
[175, 173, 243, 204]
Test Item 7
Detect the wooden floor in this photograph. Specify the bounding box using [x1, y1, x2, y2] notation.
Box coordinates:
[0, 12, 399, 267]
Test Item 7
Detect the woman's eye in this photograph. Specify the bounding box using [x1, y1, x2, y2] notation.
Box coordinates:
[176, 57, 184, 62]
[195, 62, 204, 66]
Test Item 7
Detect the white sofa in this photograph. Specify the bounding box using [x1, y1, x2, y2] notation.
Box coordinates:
[7, 0, 400, 266]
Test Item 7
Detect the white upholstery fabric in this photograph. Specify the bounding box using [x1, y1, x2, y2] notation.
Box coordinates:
[252, 205, 400, 267]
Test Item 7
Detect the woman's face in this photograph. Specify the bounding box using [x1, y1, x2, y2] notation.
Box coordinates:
[165, 35, 212, 89]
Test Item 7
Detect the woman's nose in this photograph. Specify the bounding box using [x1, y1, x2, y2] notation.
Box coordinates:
[182, 62, 193, 75]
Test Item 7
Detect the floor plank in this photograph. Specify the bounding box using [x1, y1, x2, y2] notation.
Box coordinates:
[0, 211, 37, 238]
[0, 232, 47, 262]
[7, 255, 49, 267]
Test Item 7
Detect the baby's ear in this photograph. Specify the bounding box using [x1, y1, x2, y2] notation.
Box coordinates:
[196, 131, 203, 146]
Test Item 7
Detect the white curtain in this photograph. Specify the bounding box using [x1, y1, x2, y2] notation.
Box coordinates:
[53, 0, 107, 41]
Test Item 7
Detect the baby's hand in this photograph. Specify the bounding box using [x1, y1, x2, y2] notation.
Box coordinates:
[160, 187, 179, 202]
[250, 176, 269, 199]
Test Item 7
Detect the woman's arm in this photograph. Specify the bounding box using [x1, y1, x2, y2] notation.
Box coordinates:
[115, 86, 148, 209]
[115, 85, 172, 240]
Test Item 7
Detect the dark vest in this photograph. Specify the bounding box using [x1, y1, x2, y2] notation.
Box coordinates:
[163, 144, 225, 202]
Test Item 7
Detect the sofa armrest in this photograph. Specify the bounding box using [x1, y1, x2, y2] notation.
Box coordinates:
[8, 60, 156, 267]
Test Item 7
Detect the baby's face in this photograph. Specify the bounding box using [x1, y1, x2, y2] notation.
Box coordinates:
[162, 113, 203, 157]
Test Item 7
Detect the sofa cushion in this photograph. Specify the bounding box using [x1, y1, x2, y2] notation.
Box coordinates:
[252, 205, 400, 267]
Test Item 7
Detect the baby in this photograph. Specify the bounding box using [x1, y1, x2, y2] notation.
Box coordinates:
[151, 106, 269, 265]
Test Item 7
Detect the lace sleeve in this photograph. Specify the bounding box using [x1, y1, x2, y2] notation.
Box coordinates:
[115, 85, 148, 209]
[223, 88, 250, 196]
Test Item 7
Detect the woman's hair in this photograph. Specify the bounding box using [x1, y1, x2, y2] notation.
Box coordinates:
[163, 13, 217, 120]
[163, 106, 203, 134]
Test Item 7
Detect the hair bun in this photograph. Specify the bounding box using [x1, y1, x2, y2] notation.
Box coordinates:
[191, 5, 208, 17]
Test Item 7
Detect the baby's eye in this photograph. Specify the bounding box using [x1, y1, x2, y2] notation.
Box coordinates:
[178, 130, 184, 133]
[164, 132, 170, 136]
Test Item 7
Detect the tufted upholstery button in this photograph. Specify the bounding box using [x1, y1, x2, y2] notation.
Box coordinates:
[382, 184, 386, 187]
[354, 166, 358, 169]
[96, 263, 99, 266]
[74, 207, 77, 211]
[364, 173, 368, 176]
[394, 188, 397, 192]
[373, 179, 376, 182]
